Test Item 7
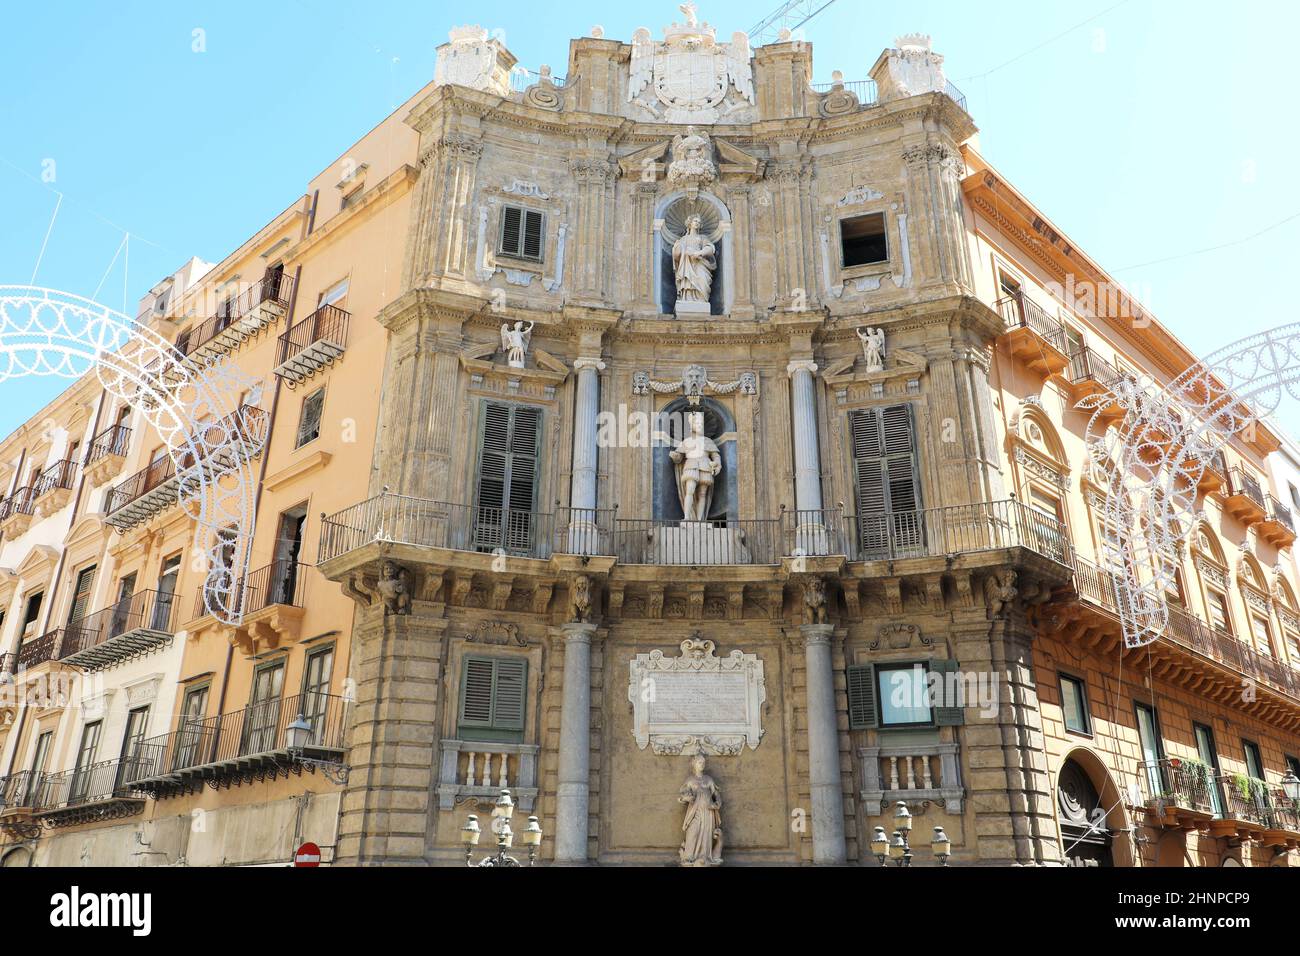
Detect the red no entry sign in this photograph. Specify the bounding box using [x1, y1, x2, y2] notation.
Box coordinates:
[294, 842, 322, 867]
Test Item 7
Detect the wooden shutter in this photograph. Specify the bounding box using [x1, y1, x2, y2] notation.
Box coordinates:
[849, 404, 921, 556]
[296, 390, 324, 447]
[522, 210, 544, 260]
[474, 402, 541, 554]
[500, 206, 523, 257]
[847, 663, 878, 730]
[932, 658, 965, 726]
[459, 657, 528, 739]
[67, 565, 96, 624]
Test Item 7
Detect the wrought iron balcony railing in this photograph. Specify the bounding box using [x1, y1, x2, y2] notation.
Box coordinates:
[177, 272, 295, 361]
[33, 458, 78, 500]
[85, 422, 132, 465]
[995, 290, 1069, 354]
[1066, 347, 1124, 390]
[1227, 467, 1267, 510]
[131, 691, 350, 796]
[1137, 758, 1216, 816]
[31, 755, 151, 816]
[193, 559, 308, 620]
[273, 303, 350, 387]
[810, 78, 878, 104]
[58, 589, 179, 670]
[15, 628, 59, 670]
[0, 487, 35, 523]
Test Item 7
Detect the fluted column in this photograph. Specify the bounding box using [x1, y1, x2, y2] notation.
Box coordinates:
[554, 621, 597, 863]
[802, 622, 847, 864]
[787, 359, 824, 515]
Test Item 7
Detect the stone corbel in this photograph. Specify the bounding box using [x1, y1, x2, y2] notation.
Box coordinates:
[489, 576, 515, 611]
[531, 580, 555, 615]
[607, 581, 625, 618]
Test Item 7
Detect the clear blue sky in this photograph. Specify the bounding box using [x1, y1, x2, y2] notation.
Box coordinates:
[2, 0, 1298, 439]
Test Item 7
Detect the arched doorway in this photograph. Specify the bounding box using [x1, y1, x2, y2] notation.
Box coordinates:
[1, 847, 33, 868]
[1058, 757, 1114, 866]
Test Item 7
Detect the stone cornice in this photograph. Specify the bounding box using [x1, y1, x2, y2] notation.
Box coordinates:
[283, 164, 418, 266]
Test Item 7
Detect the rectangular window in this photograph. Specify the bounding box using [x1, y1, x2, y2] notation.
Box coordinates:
[66, 564, 97, 625]
[474, 401, 542, 555]
[1291, 482, 1300, 513]
[1244, 739, 1265, 781]
[848, 404, 922, 557]
[175, 684, 210, 770]
[300, 645, 335, 745]
[1195, 723, 1224, 816]
[1059, 673, 1090, 735]
[318, 278, 349, 310]
[296, 388, 325, 448]
[876, 663, 932, 726]
[839, 212, 888, 267]
[458, 656, 527, 743]
[242, 661, 286, 756]
[339, 187, 363, 211]
[498, 206, 544, 262]
[1207, 590, 1232, 634]
[70, 720, 103, 803]
[1063, 323, 1085, 357]
[21, 591, 43, 634]
[1251, 614, 1274, 657]
[117, 705, 150, 787]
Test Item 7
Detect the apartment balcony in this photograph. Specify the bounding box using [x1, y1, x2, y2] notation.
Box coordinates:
[1198, 449, 1228, 496]
[1137, 758, 1216, 829]
[193, 559, 308, 652]
[28, 756, 149, 828]
[995, 291, 1070, 377]
[57, 589, 178, 671]
[14, 627, 60, 671]
[1223, 468, 1268, 524]
[1064, 347, 1126, 419]
[31, 459, 78, 516]
[130, 691, 349, 798]
[0, 487, 36, 538]
[1209, 775, 1272, 838]
[83, 423, 131, 485]
[273, 303, 349, 389]
[104, 404, 268, 531]
[1258, 496, 1297, 547]
[176, 272, 295, 365]
[858, 742, 965, 814]
[0, 770, 43, 840]
[1262, 790, 1300, 847]
[436, 740, 540, 811]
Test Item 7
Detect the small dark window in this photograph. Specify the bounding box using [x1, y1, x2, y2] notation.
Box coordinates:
[296, 388, 325, 448]
[839, 212, 888, 268]
[22, 592, 43, 630]
[340, 187, 363, 211]
[1059, 673, 1090, 735]
[498, 206, 544, 262]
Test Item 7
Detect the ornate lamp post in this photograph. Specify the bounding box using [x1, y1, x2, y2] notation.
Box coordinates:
[1282, 770, 1300, 805]
[285, 714, 349, 785]
[869, 801, 952, 867]
[460, 789, 544, 866]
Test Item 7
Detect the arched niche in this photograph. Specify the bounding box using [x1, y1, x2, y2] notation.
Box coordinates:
[654, 191, 732, 316]
[651, 396, 738, 522]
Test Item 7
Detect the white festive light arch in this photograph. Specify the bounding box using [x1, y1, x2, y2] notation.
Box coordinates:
[1084, 324, 1300, 648]
[0, 286, 264, 624]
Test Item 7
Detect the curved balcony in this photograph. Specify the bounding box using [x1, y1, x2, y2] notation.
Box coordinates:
[0, 487, 35, 538]
[995, 291, 1069, 377]
[273, 304, 349, 389]
[32, 459, 78, 516]
[83, 423, 131, 485]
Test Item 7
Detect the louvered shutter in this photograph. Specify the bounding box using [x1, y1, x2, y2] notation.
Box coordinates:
[850, 404, 922, 557]
[67, 566, 96, 624]
[491, 659, 527, 732]
[847, 663, 878, 729]
[500, 206, 523, 257]
[296, 390, 324, 447]
[932, 658, 965, 726]
[522, 210, 544, 260]
[459, 658, 496, 729]
[474, 402, 541, 555]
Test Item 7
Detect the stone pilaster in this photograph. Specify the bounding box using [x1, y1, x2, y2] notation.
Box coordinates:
[769, 161, 816, 309]
[801, 622, 848, 864]
[902, 141, 973, 294]
[568, 155, 618, 304]
[335, 604, 446, 866]
[553, 621, 599, 862]
[953, 616, 1062, 865]
[406, 133, 484, 290]
[923, 336, 1006, 506]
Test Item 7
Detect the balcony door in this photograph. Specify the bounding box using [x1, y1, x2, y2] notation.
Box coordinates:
[473, 402, 542, 556]
[110, 572, 136, 639]
[300, 646, 335, 746]
[26, 730, 53, 806]
[1195, 723, 1224, 817]
[151, 554, 180, 631]
[115, 706, 150, 790]
[64, 564, 97, 652]
[69, 721, 102, 805]
[1134, 703, 1164, 802]
[242, 662, 285, 755]
[269, 507, 306, 608]
[174, 685, 210, 770]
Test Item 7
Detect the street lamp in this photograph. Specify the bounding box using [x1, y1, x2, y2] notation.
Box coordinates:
[1283, 770, 1300, 804]
[869, 802, 953, 867]
[285, 714, 349, 785]
[461, 789, 543, 866]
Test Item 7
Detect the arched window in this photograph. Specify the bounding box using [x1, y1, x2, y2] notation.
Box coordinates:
[1192, 526, 1233, 635]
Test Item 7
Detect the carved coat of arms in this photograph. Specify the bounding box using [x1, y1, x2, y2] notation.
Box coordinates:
[628, 4, 754, 124]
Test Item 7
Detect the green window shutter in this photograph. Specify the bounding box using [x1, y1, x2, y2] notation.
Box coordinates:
[933, 659, 965, 726]
[847, 663, 878, 730]
[296, 389, 324, 447]
[500, 206, 523, 257]
[474, 402, 542, 554]
[522, 210, 544, 260]
[849, 405, 921, 556]
[459, 657, 528, 741]
[491, 658, 527, 731]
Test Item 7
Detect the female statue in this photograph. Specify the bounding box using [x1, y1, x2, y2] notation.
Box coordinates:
[678, 753, 723, 867]
[671, 214, 717, 306]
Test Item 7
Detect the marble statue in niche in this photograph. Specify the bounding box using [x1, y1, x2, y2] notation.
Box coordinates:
[670, 410, 722, 522]
[671, 215, 717, 312]
[678, 753, 723, 867]
[499, 320, 534, 368]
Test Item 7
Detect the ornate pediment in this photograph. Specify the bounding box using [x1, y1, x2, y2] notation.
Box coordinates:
[627, 5, 755, 125]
